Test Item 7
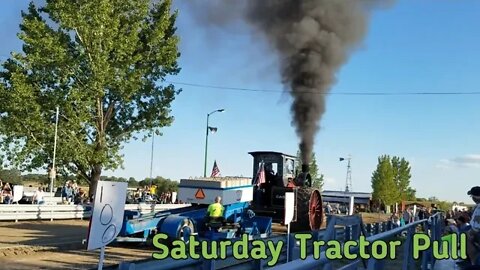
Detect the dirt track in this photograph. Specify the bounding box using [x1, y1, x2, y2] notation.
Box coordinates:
[0, 220, 88, 250]
[0, 220, 289, 269]
[0, 220, 154, 269]
[0, 246, 155, 270]
[0, 214, 390, 269]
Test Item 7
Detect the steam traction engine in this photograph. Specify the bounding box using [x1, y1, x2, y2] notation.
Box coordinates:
[117, 150, 323, 244]
[249, 151, 324, 232]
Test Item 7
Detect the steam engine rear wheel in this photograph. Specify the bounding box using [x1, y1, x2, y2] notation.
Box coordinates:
[290, 187, 324, 232]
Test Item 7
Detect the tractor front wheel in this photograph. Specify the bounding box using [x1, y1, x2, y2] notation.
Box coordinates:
[289, 188, 324, 232]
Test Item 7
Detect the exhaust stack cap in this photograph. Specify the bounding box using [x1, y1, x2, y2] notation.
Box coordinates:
[302, 164, 309, 173]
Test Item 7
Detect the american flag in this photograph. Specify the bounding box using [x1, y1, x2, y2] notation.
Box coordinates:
[254, 161, 265, 186]
[211, 160, 220, 177]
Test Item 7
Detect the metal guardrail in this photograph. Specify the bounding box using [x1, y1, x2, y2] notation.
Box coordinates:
[0, 203, 191, 222]
[114, 228, 347, 270]
[276, 212, 445, 270]
[112, 213, 445, 270]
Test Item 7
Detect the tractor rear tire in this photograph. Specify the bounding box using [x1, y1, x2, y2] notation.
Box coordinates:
[289, 187, 324, 233]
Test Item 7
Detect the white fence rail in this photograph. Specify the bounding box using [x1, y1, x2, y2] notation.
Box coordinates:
[0, 203, 191, 222]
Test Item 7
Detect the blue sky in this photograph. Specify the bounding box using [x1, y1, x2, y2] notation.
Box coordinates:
[1, 0, 479, 203]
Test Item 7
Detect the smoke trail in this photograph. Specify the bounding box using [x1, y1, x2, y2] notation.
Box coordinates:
[183, 0, 391, 164]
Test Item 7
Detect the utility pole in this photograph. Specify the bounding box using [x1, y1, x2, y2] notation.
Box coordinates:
[344, 155, 352, 192]
[50, 106, 59, 195]
[149, 132, 154, 185]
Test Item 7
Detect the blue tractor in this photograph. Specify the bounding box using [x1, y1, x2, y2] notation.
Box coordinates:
[117, 176, 272, 243]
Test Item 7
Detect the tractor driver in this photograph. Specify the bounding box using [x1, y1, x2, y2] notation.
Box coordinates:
[205, 196, 225, 226]
[265, 163, 276, 184]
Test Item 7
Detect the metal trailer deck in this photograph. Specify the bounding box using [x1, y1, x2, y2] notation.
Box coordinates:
[118, 178, 273, 244]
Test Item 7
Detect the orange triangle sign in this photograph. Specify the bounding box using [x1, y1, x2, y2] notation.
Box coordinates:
[195, 188, 206, 199]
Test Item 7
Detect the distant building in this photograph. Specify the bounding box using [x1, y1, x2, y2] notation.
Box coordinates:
[452, 204, 469, 212]
[321, 190, 372, 211]
[404, 201, 431, 209]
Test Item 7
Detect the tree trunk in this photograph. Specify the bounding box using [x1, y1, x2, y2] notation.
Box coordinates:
[88, 165, 102, 200]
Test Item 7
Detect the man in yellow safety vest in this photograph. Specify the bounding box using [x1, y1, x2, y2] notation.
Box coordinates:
[205, 196, 225, 227]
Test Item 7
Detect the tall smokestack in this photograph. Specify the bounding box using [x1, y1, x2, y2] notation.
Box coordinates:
[184, 0, 393, 164]
[302, 164, 309, 174]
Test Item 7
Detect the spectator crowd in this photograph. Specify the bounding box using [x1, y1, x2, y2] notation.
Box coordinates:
[1, 177, 183, 205]
[386, 186, 480, 268]
[126, 185, 178, 204]
[0, 179, 13, 204]
[441, 186, 480, 268]
[389, 204, 438, 227]
[59, 180, 89, 204]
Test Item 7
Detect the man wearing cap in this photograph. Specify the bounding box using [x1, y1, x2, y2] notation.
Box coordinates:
[466, 186, 480, 265]
[445, 219, 459, 234]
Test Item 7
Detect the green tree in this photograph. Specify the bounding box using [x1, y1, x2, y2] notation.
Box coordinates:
[371, 155, 399, 206]
[391, 156, 415, 201]
[128, 177, 138, 187]
[0, 169, 23, 184]
[139, 176, 178, 194]
[22, 173, 49, 185]
[0, 0, 181, 196]
[371, 155, 416, 207]
[296, 150, 324, 190]
[405, 187, 416, 201]
[436, 200, 453, 211]
[98, 175, 136, 187]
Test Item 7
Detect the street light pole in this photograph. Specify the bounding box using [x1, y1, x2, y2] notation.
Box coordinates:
[203, 109, 225, 177]
[50, 106, 59, 195]
[149, 132, 155, 185]
[203, 114, 210, 178]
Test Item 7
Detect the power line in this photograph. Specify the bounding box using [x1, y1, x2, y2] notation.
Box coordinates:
[166, 81, 480, 96]
[0, 62, 476, 96]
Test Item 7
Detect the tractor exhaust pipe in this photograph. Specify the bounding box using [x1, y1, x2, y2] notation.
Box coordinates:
[294, 164, 311, 187]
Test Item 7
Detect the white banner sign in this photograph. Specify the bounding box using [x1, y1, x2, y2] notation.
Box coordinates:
[87, 181, 127, 251]
[284, 192, 295, 224]
[349, 196, 355, 215]
[13, 185, 24, 203]
[171, 192, 177, 204]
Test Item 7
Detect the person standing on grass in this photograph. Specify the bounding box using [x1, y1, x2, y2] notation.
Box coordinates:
[61, 181, 74, 203]
[1, 183, 13, 204]
[33, 187, 45, 204]
[457, 215, 471, 234]
[403, 209, 411, 225]
[465, 186, 480, 266]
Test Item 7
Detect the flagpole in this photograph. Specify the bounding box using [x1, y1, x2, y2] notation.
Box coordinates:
[253, 160, 264, 186]
[253, 161, 259, 185]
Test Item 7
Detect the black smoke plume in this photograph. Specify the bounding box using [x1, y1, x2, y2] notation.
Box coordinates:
[183, 0, 392, 164]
